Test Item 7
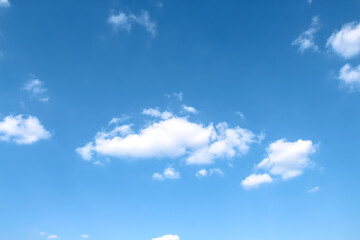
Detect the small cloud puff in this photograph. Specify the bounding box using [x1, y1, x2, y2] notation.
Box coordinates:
[152, 234, 180, 240]
[0, 115, 51, 144]
[153, 167, 180, 181]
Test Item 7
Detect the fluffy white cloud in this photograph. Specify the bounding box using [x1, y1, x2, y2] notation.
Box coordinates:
[22, 78, 49, 102]
[292, 16, 320, 53]
[77, 111, 260, 165]
[0, 115, 50, 144]
[0, 0, 10, 7]
[257, 139, 316, 180]
[308, 186, 320, 193]
[338, 63, 360, 90]
[152, 235, 180, 240]
[241, 173, 273, 189]
[108, 10, 156, 37]
[327, 22, 360, 58]
[241, 139, 316, 189]
[153, 167, 180, 181]
[182, 105, 197, 114]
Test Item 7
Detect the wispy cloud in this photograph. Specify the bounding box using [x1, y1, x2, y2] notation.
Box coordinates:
[195, 168, 224, 178]
[22, 77, 49, 102]
[292, 16, 320, 53]
[152, 234, 180, 240]
[308, 186, 320, 193]
[108, 10, 156, 37]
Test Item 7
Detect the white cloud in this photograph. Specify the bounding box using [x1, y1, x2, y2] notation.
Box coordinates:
[292, 16, 320, 53]
[143, 108, 173, 120]
[257, 139, 316, 180]
[153, 167, 180, 181]
[80, 234, 89, 239]
[0, 0, 10, 8]
[77, 112, 260, 166]
[308, 186, 320, 193]
[152, 234, 180, 240]
[196, 168, 223, 178]
[108, 10, 156, 37]
[182, 105, 197, 114]
[47, 235, 59, 240]
[241, 173, 273, 189]
[338, 63, 360, 90]
[326, 22, 360, 58]
[22, 78, 49, 102]
[0, 115, 51, 144]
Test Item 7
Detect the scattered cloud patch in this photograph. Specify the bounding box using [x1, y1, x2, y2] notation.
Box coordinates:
[153, 167, 180, 181]
[308, 186, 320, 193]
[76, 109, 261, 166]
[152, 235, 180, 240]
[182, 105, 197, 114]
[47, 235, 59, 240]
[0, 115, 51, 144]
[242, 139, 316, 189]
[241, 173, 273, 189]
[257, 139, 316, 180]
[166, 92, 183, 101]
[195, 168, 224, 178]
[326, 22, 360, 58]
[143, 108, 173, 119]
[0, 0, 10, 8]
[22, 77, 49, 102]
[338, 63, 360, 90]
[109, 115, 130, 125]
[292, 16, 320, 53]
[108, 10, 156, 37]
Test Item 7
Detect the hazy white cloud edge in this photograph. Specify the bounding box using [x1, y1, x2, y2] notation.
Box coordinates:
[76, 108, 262, 165]
[338, 63, 360, 90]
[326, 22, 360, 58]
[292, 16, 320, 53]
[153, 167, 180, 181]
[152, 234, 180, 240]
[108, 10, 156, 37]
[22, 78, 49, 102]
[308, 186, 320, 193]
[0, 115, 51, 144]
[195, 168, 224, 178]
[0, 0, 10, 7]
[242, 139, 316, 189]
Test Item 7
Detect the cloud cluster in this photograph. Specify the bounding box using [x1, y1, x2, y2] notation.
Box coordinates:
[0, 0, 10, 8]
[327, 22, 360, 59]
[242, 139, 316, 189]
[0, 115, 51, 144]
[76, 109, 261, 165]
[292, 16, 320, 53]
[153, 167, 180, 181]
[108, 10, 156, 37]
[152, 235, 180, 240]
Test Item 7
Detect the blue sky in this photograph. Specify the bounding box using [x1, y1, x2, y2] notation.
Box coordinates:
[1, 0, 360, 239]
